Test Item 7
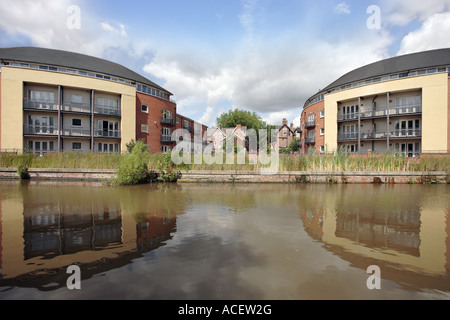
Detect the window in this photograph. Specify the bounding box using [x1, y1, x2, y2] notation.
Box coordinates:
[308, 114, 315, 122]
[71, 94, 83, 104]
[72, 142, 82, 150]
[162, 145, 171, 153]
[176, 117, 180, 124]
[72, 119, 82, 126]
[141, 124, 148, 133]
[162, 110, 172, 118]
[320, 128, 325, 136]
[141, 104, 148, 113]
[29, 90, 55, 102]
[320, 110, 325, 118]
[283, 129, 288, 135]
[320, 146, 325, 153]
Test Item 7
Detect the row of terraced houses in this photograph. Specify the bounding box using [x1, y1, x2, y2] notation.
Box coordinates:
[0, 47, 207, 154]
[0, 47, 449, 156]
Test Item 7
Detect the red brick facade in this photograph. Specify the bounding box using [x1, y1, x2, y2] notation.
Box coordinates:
[300, 100, 324, 153]
[135, 92, 177, 153]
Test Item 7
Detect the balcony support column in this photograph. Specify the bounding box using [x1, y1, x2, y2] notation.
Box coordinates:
[57, 85, 62, 151]
[357, 97, 361, 154]
[386, 92, 390, 150]
[91, 89, 95, 152]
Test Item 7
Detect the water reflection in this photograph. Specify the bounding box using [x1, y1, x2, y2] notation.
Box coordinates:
[0, 181, 449, 299]
[0, 181, 181, 291]
[298, 184, 450, 292]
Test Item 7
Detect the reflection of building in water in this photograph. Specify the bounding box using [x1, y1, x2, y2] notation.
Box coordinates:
[23, 205, 122, 260]
[136, 216, 177, 251]
[0, 182, 180, 290]
[299, 186, 450, 288]
[335, 210, 421, 257]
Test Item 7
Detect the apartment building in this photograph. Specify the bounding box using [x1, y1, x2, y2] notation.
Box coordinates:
[301, 48, 450, 156]
[0, 47, 207, 154]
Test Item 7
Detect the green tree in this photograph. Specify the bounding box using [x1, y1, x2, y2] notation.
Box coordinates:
[216, 109, 276, 149]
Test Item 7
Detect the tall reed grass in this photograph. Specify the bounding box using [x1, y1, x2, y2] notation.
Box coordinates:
[0, 151, 448, 172]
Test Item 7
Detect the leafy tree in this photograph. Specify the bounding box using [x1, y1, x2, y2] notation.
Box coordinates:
[216, 109, 277, 148]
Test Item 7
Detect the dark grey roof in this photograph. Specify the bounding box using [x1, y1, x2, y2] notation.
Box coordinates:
[0, 46, 171, 94]
[307, 48, 450, 103]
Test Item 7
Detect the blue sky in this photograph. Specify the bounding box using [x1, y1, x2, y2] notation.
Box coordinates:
[1, 0, 450, 127]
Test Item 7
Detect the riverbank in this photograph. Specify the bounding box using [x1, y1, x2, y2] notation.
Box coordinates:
[0, 167, 448, 184]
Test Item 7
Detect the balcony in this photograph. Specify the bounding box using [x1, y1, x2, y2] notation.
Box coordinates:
[95, 129, 121, 139]
[62, 127, 91, 137]
[390, 129, 422, 139]
[161, 135, 173, 143]
[305, 121, 316, 129]
[337, 113, 358, 122]
[161, 117, 175, 126]
[61, 101, 91, 114]
[94, 104, 121, 117]
[338, 130, 421, 142]
[389, 105, 422, 117]
[338, 132, 358, 141]
[24, 125, 58, 136]
[305, 137, 315, 144]
[24, 99, 59, 111]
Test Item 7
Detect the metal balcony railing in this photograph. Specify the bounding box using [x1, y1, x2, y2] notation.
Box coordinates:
[390, 129, 422, 138]
[62, 127, 91, 137]
[61, 102, 91, 113]
[338, 132, 358, 141]
[161, 135, 173, 143]
[95, 129, 121, 138]
[23, 99, 59, 111]
[24, 125, 58, 135]
[305, 137, 315, 144]
[94, 104, 121, 116]
[305, 121, 316, 128]
[161, 117, 175, 126]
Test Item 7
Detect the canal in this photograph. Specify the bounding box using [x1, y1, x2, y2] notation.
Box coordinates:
[0, 181, 449, 300]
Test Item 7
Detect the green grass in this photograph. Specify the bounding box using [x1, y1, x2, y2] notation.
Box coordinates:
[0, 151, 448, 172]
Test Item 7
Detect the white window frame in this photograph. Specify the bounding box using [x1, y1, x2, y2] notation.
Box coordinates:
[141, 104, 148, 113]
[141, 124, 148, 133]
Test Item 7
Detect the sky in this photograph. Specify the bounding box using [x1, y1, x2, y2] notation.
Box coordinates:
[1, 0, 450, 128]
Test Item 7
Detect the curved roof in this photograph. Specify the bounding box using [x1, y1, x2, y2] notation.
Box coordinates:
[306, 48, 450, 106]
[0, 46, 171, 94]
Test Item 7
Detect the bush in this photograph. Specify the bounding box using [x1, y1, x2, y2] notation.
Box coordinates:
[17, 162, 30, 179]
[112, 141, 154, 185]
[157, 152, 181, 182]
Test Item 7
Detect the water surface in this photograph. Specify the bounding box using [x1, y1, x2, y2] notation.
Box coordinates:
[0, 181, 449, 300]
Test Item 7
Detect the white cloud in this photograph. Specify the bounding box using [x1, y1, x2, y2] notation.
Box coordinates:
[101, 21, 127, 37]
[143, 29, 391, 125]
[334, 2, 351, 15]
[383, 0, 450, 26]
[398, 12, 450, 55]
[0, 0, 131, 58]
[263, 111, 295, 127]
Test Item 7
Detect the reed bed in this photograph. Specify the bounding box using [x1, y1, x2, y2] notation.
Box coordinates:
[0, 151, 448, 172]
